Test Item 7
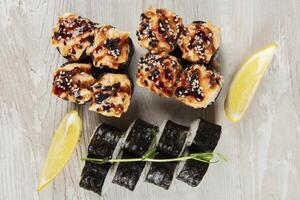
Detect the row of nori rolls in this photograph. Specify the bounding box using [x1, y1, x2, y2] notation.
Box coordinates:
[79, 118, 222, 195]
[51, 13, 135, 117]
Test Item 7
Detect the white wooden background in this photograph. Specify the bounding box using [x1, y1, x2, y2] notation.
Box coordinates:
[1, 0, 300, 199]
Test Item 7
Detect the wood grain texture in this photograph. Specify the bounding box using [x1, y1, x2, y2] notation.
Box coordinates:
[0, 0, 299, 199]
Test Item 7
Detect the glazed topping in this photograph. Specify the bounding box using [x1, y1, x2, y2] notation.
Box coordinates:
[174, 64, 223, 108]
[136, 52, 182, 97]
[177, 21, 221, 63]
[89, 73, 132, 117]
[88, 25, 131, 70]
[136, 6, 184, 53]
[52, 63, 96, 104]
[52, 13, 96, 61]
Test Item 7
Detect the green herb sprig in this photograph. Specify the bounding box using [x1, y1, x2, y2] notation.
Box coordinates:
[81, 151, 227, 165]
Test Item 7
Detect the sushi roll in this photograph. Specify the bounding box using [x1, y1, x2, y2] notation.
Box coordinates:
[146, 120, 189, 189]
[52, 13, 96, 62]
[122, 119, 159, 157]
[136, 52, 182, 97]
[112, 119, 158, 190]
[177, 160, 209, 187]
[112, 152, 148, 191]
[155, 120, 189, 157]
[87, 25, 134, 70]
[51, 63, 96, 104]
[89, 73, 132, 117]
[80, 124, 124, 195]
[190, 118, 222, 152]
[177, 21, 221, 64]
[174, 64, 223, 108]
[177, 119, 221, 187]
[136, 6, 184, 53]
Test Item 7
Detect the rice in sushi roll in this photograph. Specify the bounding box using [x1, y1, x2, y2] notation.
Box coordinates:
[52, 13, 96, 62]
[136, 52, 182, 97]
[89, 73, 132, 117]
[51, 63, 96, 104]
[177, 21, 221, 64]
[136, 6, 184, 53]
[174, 64, 223, 108]
[87, 25, 134, 70]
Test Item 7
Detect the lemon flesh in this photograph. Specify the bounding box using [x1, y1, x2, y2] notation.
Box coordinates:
[37, 110, 82, 191]
[225, 44, 278, 122]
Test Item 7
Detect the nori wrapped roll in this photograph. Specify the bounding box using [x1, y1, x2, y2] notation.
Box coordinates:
[112, 119, 158, 190]
[80, 162, 111, 196]
[146, 120, 189, 189]
[190, 118, 222, 152]
[111, 152, 147, 191]
[123, 119, 158, 157]
[80, 124, 124, 195]
[155, 121, 189, 157]
[177, 119, 221, 187]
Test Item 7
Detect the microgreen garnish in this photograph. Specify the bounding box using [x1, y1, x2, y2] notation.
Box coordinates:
[142, 148, 157, 160]
[81, 152, 227, 164]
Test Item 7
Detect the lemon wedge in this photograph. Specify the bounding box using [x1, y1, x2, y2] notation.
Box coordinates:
[37, 110, 82, 191]
[225, 43, 278, 122]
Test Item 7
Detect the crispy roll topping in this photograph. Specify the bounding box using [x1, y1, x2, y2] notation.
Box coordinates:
[88, 25, 132, 70]
[52, 13, 96, 61]
[174, 64, 223, 108]
[89, 73, 132, 117]
[177, 21, 221, 63]
[136, 6, 184, 53]
[136, 52, 182, 97]
[52, 63, 96, 104]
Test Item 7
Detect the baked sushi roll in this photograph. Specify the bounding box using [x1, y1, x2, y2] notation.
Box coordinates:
[52, 63, 96, 104]
[89, 73, 132, 117]
[177, 21, 221, 64]
[87, 25, 134, 70]
[52, 13, 96, 62]
[136, 52, 182, 97]
[136, 6, 184, 53]
[174, 64, 223, 108]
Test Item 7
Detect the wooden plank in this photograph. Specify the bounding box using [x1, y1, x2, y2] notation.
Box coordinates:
[0, 0, 299, 199]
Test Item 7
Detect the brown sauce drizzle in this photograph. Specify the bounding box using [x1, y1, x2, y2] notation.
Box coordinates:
[137, 53, 179, 96]
[53, 16, 95, 41]
[92, 80, 131, 113]
[181, 23, 215, 62]
[136, 7, 183, 51]
[52, 66, 92, 100]
[175, 68, 205, 102]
